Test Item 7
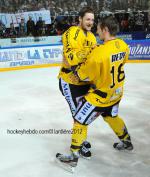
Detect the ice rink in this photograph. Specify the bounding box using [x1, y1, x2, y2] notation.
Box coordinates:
[0, 64, 150, 177]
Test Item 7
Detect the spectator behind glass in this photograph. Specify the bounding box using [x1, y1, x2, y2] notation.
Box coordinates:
[41, 20, 47, 36]
[47, 23, 57, 36]
[0, 20, 6, 38]
[18, 18, 27, 37]
[36, 16, 43, 36]
[27, 16, 35, 36]
[120, 14, 129, 32]
[55, 16, 70, 35]
[134, 11, 145, 31]
[5, 23, 17, 38]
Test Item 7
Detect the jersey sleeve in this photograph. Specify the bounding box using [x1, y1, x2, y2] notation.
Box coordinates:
[63, 27, 90, 66]
[77, 47, 101, 81]
[123, 44, 130, 64]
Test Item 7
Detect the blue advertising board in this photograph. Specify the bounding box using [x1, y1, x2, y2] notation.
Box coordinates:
[126, 40, 150, 61]
[0, 37, 149, 71]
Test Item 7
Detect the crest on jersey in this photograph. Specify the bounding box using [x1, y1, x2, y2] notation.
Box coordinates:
[76, 51, 87, 60]
[115, 41, 120, 49]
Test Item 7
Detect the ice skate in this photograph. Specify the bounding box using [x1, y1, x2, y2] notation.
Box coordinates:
[113, 137, 133, 151]
[79, 141, 91, 160]
[56, 152, 79, 173]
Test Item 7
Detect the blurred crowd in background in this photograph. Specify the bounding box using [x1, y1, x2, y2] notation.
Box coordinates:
[0, 0, 150, 38]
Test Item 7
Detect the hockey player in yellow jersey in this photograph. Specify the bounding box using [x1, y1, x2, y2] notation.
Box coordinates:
[58, 7, 97, 160]
[56, 15, 133, 173]
[58, 9, 96, 85]
[77, 28, 129, 108]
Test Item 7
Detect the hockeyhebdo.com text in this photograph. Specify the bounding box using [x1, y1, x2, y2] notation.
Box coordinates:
[7, 128, 82, 135]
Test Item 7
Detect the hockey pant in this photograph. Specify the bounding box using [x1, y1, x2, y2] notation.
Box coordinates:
[70, 98, 130, 152]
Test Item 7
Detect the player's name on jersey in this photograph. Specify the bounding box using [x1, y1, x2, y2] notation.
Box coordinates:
[112, 52, 126, 62]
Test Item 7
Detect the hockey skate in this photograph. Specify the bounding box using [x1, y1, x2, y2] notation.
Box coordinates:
[56, 152, 79, 173]
[79, 141, 91, 160]
[113, 137, 133, 151]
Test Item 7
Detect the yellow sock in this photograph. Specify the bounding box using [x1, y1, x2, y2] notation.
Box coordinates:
[70, 121, 87, 152]
[103, 116, 129, 140]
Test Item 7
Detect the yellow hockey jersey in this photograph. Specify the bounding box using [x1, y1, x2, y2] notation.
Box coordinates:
[77, 38, 130, 107]
[58, 26, 97, 85]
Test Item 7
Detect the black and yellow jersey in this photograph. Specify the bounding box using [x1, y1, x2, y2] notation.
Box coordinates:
[77, 38, 130, 107]
[58, 26, 97, 85]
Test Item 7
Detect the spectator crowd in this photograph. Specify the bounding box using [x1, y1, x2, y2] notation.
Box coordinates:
[0, 0, 150, 38]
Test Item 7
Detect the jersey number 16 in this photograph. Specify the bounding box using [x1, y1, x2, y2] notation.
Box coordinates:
[110, 63, 125, 88]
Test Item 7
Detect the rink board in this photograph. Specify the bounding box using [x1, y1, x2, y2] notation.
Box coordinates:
[0, 39, 150, 72]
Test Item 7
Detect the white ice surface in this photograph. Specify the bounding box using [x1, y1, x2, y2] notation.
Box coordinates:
[0, 64, 150, 177]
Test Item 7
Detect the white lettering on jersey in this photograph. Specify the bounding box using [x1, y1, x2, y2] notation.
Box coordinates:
[111, 52, 126, 62]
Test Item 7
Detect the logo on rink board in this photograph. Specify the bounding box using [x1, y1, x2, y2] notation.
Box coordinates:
[0, 45, 63, 69]
[28, 48, 62, 59]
